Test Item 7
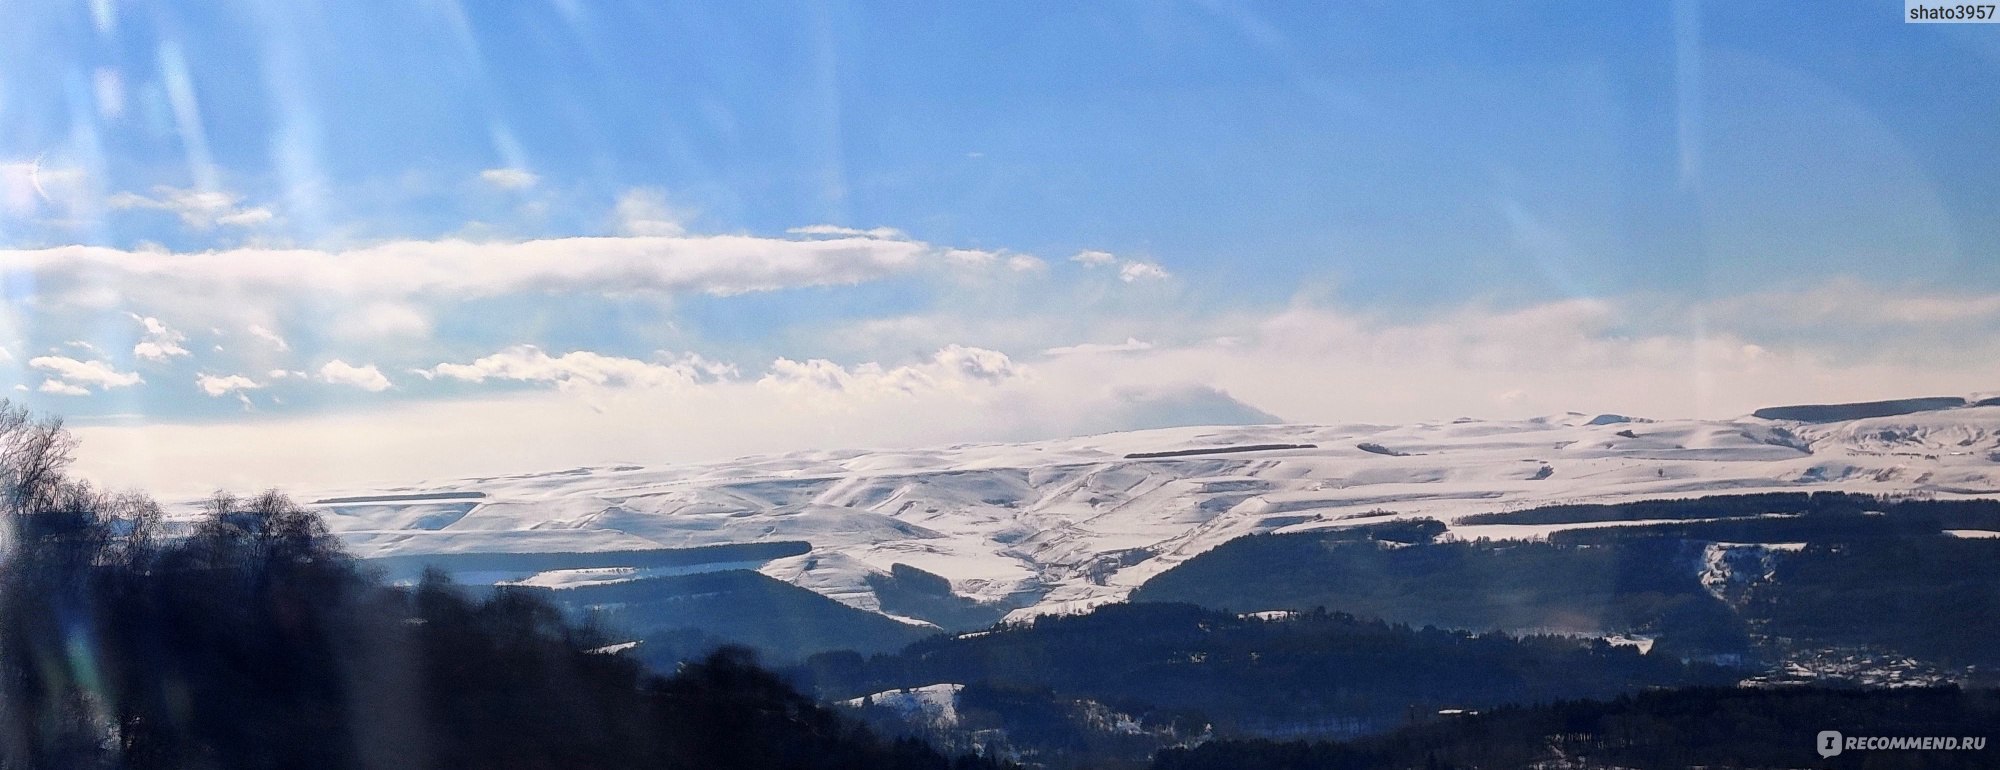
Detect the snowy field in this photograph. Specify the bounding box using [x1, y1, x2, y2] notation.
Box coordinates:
[299, 405, 2000, 622]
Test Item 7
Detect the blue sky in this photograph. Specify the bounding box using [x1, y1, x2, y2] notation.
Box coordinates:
[1, 2, 1997, 493]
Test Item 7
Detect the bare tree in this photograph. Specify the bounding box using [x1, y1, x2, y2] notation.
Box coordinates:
[0, 400, 79, 518]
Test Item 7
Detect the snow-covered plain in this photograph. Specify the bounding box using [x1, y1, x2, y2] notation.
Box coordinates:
[302, 405, 2000, 623]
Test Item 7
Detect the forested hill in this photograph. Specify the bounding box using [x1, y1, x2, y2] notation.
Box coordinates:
[0, 403, 1008, 770]
[1133, 497, 2000, 674]
[798, 602, 1736, 765]
[804, 603, 1733, 725]
[1154, 687, 2000, 770]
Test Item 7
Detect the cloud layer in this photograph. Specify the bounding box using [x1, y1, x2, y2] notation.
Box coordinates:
[0, 220, 1983, 498]
[5, 233, 934, 306]
[59, 278, 2000, 498]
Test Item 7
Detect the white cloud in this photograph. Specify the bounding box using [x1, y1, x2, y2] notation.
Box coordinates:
[1071, 249, 1170, 282]
[1, 234, 936, 321]
[944, 248, 997, 266]
[196, 373, 261, 397]
[932, 344, 1021, 383]
[215, 208, 275, 227]
[1007, 255, 1047, 272]
[426, 346, 733, 391]
[29, 356, 143, 394]
[1118, 261, 1171, 282]
[758, 344, 1022, 403]
[942, 248, 1050, 274]
[107, 185, 273, 229]
[614, 188, 686, 236]
[478, 167, 539, 190]
[431, 343, 1022, 401]
[129, 314, 190, 362]
[1038, 299, 1937, 425]
[1071, 250, 1117, 267]
[1044, 337, 1154, 356]
[788, 224, 906, 240]
[801, 283, 2000, 430]
[38, 380, 89, 396]
[318, 360, 391, 392]
[248, 324, 290, 351]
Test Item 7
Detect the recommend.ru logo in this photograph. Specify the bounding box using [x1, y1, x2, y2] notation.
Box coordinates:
[1817, 729, 1986, 758]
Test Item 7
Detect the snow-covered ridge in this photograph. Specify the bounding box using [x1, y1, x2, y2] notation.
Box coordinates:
[305, 405, 2000, 621]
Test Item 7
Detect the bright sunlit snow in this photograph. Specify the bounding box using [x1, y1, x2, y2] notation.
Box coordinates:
[304, 404, 2000, 621]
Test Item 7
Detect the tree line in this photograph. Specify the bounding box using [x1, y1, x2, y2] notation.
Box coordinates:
[1153, 686, 2000, 770]
[0, 402, 1010, 770]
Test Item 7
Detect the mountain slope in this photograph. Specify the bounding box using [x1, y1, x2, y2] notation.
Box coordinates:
[302, 401, 2000, 627]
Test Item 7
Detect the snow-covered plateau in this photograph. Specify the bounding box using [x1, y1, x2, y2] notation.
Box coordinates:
[301, 402, 2000, 626]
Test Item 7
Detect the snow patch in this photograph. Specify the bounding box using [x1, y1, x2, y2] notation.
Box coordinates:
[844, 683, 963, 728]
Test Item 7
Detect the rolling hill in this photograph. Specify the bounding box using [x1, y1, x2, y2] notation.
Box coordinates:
[290, 397, 2000, 649]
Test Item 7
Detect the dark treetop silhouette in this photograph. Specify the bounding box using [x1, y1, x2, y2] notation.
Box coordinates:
[0, 402, 1011, 770]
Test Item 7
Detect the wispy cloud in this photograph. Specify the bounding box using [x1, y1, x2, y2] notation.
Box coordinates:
[38, 381, 89, 397]
[477, 167, 539, 190]
[788, 224, 906, 240]
[1044, 337, 1153, 356]
[944, 248, 999, 266]
[330, 302, 431, 339]
[613, 188, 686, 236]
[195, 373, 261, 397]
[107, 185, 273, 229]
[1071, 249, 1171, 282]
[3, 233, 935, 318]
[1708, 277, 2000, 328]
[247, 325, 290, 351]
[1070, 250, 1117, 267]
[1006, 255, 1047, 272]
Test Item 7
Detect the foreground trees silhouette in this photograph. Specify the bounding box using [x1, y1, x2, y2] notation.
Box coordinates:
[0, 403, 1009, 770]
